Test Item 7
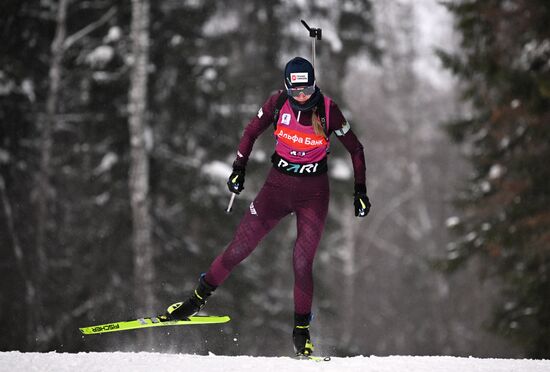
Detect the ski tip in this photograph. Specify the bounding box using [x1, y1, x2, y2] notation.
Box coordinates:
[188, 315, 231, 323]
[79, 327, 95, 335]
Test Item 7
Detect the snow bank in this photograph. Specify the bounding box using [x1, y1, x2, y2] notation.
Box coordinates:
[1, 352, 549, 372]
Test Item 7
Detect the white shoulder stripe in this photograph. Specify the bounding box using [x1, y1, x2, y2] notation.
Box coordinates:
[335, 121, 351, 137]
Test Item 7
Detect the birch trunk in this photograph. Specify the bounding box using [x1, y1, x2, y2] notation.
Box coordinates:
[1, 175, 37, 349]
[128, 0, 155, 326]
[340, 203, 359, 350]
[33, 0, 69, 349]
[37, 0, 68, 279]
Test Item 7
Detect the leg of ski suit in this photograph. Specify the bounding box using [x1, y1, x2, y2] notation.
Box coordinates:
[204, 168, 329, 315]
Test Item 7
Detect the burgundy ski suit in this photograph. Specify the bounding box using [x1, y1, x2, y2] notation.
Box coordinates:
[204, 91, 366, 315]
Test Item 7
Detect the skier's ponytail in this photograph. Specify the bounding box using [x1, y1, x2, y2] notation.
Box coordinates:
[312, 107, 325, 138]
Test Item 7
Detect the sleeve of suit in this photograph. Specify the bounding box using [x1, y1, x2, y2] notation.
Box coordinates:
[232, 91, 282, 170]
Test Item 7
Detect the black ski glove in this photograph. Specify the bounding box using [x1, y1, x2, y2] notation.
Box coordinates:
[227, 167, 245, 194]
[354, 184, 371, 218]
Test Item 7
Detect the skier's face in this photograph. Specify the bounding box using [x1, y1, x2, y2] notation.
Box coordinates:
[287, 83, 315, 104]
[293, 92, 312, 103]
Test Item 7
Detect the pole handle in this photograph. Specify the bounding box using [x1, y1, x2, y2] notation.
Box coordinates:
[301, 19, 322, 40]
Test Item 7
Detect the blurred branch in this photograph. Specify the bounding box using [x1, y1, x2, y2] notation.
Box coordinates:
[63, 6, 117, 50]
[38, 291, 116, 346]
[365, 183, 416, 248]
[155, 145, 201, 169]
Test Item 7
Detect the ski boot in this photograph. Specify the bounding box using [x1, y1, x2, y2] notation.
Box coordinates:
[293, 313, 314, 356]
[163, 274, 216, 321]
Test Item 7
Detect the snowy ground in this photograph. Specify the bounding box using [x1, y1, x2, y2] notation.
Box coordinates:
[1, 352, 550, 372]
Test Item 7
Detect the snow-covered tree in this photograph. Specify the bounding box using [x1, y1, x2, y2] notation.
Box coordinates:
[439, 0, 550, 358]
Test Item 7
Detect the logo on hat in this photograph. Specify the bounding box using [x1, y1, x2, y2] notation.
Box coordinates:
[290, 72, 309, 84]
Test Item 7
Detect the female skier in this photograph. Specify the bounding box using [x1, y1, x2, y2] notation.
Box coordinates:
[162, 57, 371, 356]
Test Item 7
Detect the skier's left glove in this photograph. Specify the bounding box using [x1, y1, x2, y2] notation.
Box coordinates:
[227, 167, 245, 194]
[353, 184, 371, 218]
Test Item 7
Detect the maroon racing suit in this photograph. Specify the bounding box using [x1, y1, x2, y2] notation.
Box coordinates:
[204, 90, 366, 315]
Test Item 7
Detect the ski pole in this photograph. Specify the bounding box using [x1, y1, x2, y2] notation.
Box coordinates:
[301, 20, 322, 69]
[225, 193, 236, 214]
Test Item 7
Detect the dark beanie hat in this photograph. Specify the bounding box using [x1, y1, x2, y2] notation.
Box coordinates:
[284, 57, 315, 88]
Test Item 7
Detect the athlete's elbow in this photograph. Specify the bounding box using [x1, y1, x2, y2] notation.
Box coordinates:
[351, 143, 364, 155]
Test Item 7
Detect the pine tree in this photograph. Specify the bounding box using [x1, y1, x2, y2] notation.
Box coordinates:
[438, 0, 550, 358]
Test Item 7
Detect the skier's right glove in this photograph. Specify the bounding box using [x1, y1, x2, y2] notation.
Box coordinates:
[354, 184, 371, 218]
[227, 167, 245, 194]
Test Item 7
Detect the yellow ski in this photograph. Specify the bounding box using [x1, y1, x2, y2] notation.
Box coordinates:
[79, 315, 230, 335]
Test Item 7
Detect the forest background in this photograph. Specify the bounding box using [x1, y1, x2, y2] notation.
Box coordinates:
[1, 0, 549, 359]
